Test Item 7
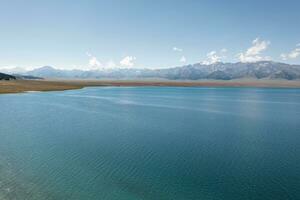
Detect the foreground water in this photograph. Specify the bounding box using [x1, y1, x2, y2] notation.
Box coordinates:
[0, 87, 299, 200]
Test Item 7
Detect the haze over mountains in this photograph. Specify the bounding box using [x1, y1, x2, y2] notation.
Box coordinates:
[2, 61, 300, 80]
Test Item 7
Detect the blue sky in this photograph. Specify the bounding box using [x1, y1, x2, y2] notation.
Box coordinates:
[0, 0, 300, 70]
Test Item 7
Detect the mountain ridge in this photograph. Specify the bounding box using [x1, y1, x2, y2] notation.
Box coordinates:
[0, 72, 16, 80]
[8, 61, 300, 80]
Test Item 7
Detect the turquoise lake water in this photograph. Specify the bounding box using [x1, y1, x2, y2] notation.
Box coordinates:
[0, 87, 299, 200]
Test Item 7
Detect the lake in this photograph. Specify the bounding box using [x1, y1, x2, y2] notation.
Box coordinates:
[0, 87, 299, 200]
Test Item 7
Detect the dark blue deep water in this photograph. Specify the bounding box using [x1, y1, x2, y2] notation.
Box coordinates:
[0, 87, 299, 200]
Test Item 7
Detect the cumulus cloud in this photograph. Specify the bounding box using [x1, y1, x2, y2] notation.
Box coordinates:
[238, 38, 271, 62]
[201, 49, 227, 65]
[180, 56, 186, 63]
[120, 56, 136, 67]
[280, 46, 300, 60]
[173, 47, 183, 52]
[86, 52, 102, 69]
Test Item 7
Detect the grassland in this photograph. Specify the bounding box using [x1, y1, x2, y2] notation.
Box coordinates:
[1, 79, 300, 94]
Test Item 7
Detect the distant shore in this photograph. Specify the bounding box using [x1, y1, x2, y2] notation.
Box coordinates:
[1, 79, 300, 94]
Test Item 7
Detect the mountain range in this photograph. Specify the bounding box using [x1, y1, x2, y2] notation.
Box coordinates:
[3, 61, 300, 80]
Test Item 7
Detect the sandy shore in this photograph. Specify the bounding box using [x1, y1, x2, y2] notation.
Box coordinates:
[1, 79, 300, 94]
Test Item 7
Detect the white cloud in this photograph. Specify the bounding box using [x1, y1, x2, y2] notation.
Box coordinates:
[86, 52, 102, 69]
[0, 66, 30, 73]
[106, 60, 117, 68]
[221, 48, 227, 53]
[89, 57, 101, 68]
[280, 54, 287, 60]
[201, 49, 227, 65]
[86, 52, 138, 69]
[180, 56, 186, 63]
[238, 38, 271, 62]
[289, 49, 300, 58]
[173, 47, 183, 52]
[280, 46, 300, 60]
[120, 56, 136, 67]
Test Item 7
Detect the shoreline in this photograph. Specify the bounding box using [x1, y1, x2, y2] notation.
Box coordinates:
[1, 79, 300, 94]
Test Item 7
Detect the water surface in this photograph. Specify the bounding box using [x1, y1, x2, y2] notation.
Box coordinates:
[0, 87, 299, 200]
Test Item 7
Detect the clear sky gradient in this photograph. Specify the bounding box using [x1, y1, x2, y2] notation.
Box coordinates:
[1, 0, 300, 70]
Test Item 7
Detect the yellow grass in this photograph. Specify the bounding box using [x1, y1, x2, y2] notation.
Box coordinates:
[1, 79, 300, 94]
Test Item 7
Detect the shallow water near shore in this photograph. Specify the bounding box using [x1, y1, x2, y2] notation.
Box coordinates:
[0, 87, 300, 200]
